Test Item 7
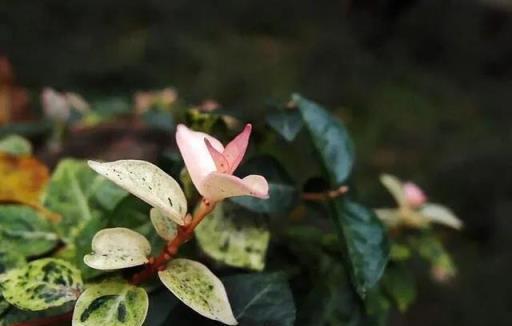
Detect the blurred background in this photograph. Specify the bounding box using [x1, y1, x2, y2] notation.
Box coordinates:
[1, 0, 511, 324]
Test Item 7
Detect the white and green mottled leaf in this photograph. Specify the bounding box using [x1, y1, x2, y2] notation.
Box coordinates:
[72, 281, 148, 326]
[88, 160, 188, 225]
[380, 174, 407, 207]
[158, 259, 237, 325]
[196, 201, 269, 271]
[420, 203, 463, 230]
[0, 205, 58, 258]
[84, 228, 151, 270]
[149, 208, 178, 240]
[1, 258, 82, 311]
[0, 251, 26, 316]
[44, 159, 128, 243]
[0, 134, 32, 156]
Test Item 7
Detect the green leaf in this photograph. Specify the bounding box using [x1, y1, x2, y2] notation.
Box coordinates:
[411, 231, 457, 281]
[158, 259, 237, 325]
[222, 273, 296, 326]
[382, 264, 416, 312]
[73, 281, 148, 326]
[44, 159, 128, 243]
[1, 258, 83, 311]
[195, 201, 270, 271]
[150, 208, 177, 241]
[0, 302, 74, 325]
[0, 134, 32, 156]
[142, 110, 175, 132]
[231, 156, 298, 214]
[332, 198, 389, 297]
[266, 110, 304, 142]
[0, 205, 58, 257]
[74, 215, 109, 280]
[293, 94, 355, 185]
[0, 251, 25, 317]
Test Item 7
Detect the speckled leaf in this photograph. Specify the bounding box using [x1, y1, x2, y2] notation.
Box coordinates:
[293, 94, 355, 185]
[1, 258, 82, 311]
[196, 201, 270, 271]
[84, 228, 151, 270]
[158, 259, 237, 325]
[0, 251, 25, 316]
[222, 273, 296, 326]
[72, 281, 148, 326]
[44, 159, 128, 243]
[332, 198, 389, 298]
[0, 134, 32, 156]
[88, 160, 187, 225]
[380, 174, 407, 207]
[231, 156, 298, 214]
[0, 205, 58, 257]
[266, 110, 304, 142]
[150, 208, 177, 240]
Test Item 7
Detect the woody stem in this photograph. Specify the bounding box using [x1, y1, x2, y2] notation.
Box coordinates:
[302, 185, 349, 201]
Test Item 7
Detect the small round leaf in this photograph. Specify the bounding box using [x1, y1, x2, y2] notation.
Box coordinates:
[149, 208, 177, 241]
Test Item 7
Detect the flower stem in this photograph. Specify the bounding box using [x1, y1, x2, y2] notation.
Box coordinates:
[302, 185, 349, 201]
[131, 198, 216, 285]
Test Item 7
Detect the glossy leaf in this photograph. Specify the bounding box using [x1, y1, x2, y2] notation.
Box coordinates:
[293, 94, 355, 185]
[158, 259, 237, 325]
[84, 228, 151, 270]
[333, 198, 389, 297]
[195, 201, 270, 271]
[0, 134, 32, 156]
[73, 281, 149, 326]
[44, 159, 128, 243]
[223, 273, 296, 326]
[0, 205, 58, 257]
[88, 160, 188, 225]
[1, 258, 82, 311]
[266, 110, 304, 142]
[150, 208, 177, 240]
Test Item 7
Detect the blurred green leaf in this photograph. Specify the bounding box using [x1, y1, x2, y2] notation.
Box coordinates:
[382, 263, 416, 312]
[74, 215, 109, 280]
[293, 94, 354, 186]
[142, 110, 175, 132]
[0, 134, 32, 156]
[223, 272, 296, 326]
[411, 231, 457, 281]
[266, 110, 304, 142]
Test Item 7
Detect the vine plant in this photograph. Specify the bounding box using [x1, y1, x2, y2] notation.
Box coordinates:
[0, 93, 461, 326]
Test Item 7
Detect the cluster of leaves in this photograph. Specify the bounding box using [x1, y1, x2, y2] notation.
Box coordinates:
[0, 91, 460, 326]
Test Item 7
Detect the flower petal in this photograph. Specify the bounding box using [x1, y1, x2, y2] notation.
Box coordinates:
[205, 138, 230, 173]
[200, 172, 269, 202]
[223, 123, 251, 173]
[420, 203, 463, 230]
[176, 124, 224, 194]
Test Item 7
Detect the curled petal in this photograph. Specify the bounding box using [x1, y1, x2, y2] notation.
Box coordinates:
[201, 172, 269, 202]
[205, 138, 230, 173]
[176, 124, 224, 193]
[223, 123, 251, 173]
[403, 182, 427, 208]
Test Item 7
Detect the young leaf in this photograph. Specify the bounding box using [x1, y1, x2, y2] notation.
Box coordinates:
[230, 156, 298, 214]
[1, 258, 82, 311]
[0, 205, 58, 257]
[222, 273, 296, 326]
[88, 160, 188, 225]
[332, 198, 389, 297]
[0, 134, 32, 156]
[44, 159, 128, 243]
[84, 228, 151, 270]
[420, 203, 463, 230]
[150, 208, 177, 240]
[158, 259, 237, 325]
[195, 201, 270, 271]
[73, 281, 149, 326]
[382, 263, 416, 312]
[266, 110, 304, 142]
[293, 94, 355, 185]
[380, 174, 407, 207]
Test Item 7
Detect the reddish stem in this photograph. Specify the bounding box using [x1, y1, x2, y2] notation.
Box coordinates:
[131, 198, 216, 285]
[302, 185, 349, 201]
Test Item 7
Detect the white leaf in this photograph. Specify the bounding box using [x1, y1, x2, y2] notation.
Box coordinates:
[420, 203, 463, 230]
[84, 228, 151, 270]
[158, 259, 237, 325]
[88, 160, 188, 225]
[150, 208, 178, 240]
[380, 174, 407, 207]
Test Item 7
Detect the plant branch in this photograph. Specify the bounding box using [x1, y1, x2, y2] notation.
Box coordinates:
[302, 185, 349, 201]
[131, 198, 216, 285]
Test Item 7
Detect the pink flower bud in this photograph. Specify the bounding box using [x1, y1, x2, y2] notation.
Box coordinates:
[403, 182, 427, 208]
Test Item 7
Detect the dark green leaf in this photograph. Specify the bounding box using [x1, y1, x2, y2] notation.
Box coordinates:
[293, 94, 355, 185]
[222, 273, 296, 326]
[382, 263, 416, 312]
[266, 110, 304, 142]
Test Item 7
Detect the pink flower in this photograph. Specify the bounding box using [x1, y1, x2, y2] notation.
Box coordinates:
[41, 88, 70, 122]
[176, 124, 269, 202]
[403, 182, 427, 208]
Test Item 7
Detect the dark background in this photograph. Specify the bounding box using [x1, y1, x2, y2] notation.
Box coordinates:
[2, 0, 512, 324]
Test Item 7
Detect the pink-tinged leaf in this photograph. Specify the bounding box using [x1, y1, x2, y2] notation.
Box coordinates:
[176, 124, 224, 193]
[200, 172, 269, 202]
[223, 124, 252, 173]
[403, 182, 427, 208]
[204, 138, 230, 173]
